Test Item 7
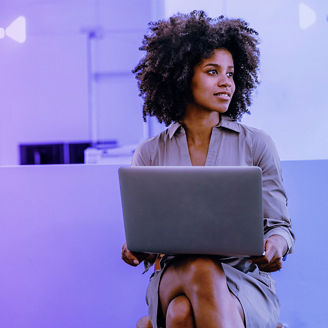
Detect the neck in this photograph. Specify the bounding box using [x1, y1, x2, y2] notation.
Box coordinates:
[181, 105, 220, 144]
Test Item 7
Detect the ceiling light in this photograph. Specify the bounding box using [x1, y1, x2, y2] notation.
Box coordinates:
[0, 16, 26, 43]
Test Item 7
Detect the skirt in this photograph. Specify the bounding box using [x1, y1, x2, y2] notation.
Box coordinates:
[145, 256, 280, 328]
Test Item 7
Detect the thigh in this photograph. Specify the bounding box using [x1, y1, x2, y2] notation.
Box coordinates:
[222, 263, 280, 327]
[159, 256, 229, 315]
[159, 261, 185, 315]
[159, 257, 245, 326]
[231, 292, 245, 325]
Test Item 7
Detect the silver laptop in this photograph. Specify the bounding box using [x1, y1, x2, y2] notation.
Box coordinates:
[119, 166, 264, 257]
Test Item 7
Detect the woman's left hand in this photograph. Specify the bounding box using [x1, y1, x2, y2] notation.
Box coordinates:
[250, 235, 288, 272]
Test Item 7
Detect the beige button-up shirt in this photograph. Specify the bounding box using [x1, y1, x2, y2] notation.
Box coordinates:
[132, 115, 295, 273]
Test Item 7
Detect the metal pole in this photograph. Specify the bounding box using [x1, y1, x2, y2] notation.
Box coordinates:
[86, 31, 98, 147]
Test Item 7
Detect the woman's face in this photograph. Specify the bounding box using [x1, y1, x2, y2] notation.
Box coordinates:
[190, 48, 235, 114]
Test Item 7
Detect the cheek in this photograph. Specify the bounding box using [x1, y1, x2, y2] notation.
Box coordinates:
[231, 82, 236, 96]
[192, 81, 207, 97]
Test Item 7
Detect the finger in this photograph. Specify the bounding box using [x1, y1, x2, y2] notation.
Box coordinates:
[250, 248, 277, 265]
[259, 258, 283, 272]
[250, 256, 270, 265]
[264, 241, 276, 263]
[259, 262, 282, 272]
[251, 240, 275, 265]
[252, 251, 281, 265]
[122, 254, 139, 266]
[262, 258, 282, 268]
[122, 246, 140, 265]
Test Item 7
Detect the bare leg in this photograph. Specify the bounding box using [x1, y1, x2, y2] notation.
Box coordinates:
[159, 256, 244, 328]
[166, 295, 194, 328]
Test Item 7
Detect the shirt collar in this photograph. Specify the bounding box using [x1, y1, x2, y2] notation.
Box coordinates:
[168, 115, 241, 139]
[218, 115, 241, 133]
[168, 122, 182, 139]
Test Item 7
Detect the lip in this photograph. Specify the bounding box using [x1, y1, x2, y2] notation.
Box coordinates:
[213, 91, 231, 101]
[213, 91, 231, 98]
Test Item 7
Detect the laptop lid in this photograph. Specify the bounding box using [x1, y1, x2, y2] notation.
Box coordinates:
[119, 166, 264, 257]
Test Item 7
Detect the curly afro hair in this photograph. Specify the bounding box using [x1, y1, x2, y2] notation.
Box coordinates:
[133, 10, 260, 125]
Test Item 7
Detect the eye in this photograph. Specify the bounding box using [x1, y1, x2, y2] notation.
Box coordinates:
[207, 69, 218, 75]
[227, 72, 234, 78]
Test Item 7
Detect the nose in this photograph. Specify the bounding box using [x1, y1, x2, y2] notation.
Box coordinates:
[217, 75, 232, 88]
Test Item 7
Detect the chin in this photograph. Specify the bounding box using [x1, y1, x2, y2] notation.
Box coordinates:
[213, 107, 229, 114]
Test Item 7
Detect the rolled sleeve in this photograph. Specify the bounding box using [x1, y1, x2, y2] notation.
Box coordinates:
[253, 132, 295, 254]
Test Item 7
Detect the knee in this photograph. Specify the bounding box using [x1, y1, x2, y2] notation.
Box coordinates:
[175, 256, 227, 298]
[166, 295, 192, 326]
[186, 257, 225, 284]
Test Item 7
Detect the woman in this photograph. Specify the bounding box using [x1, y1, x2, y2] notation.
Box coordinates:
[121, 11, 294, 328]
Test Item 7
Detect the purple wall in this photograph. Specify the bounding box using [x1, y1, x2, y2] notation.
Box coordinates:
[0, 161, 327, 327]
[0, 165, 150, 327]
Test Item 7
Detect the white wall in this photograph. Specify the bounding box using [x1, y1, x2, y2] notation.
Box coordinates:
[1, 0, 327, 164]
[0, 0, 162, 165]
[163, 0, 328, 160]
[0, 0, 92, 164]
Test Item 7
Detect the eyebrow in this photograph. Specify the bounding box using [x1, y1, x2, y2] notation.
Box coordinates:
[204, 63, 234, 69]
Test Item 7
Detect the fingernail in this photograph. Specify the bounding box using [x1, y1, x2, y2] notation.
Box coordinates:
[133, 260, 139, 265]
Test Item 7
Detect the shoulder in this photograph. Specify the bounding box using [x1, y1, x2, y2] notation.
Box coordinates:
[237, 122, 280, 166]
[132, 128, 169, 166]
[238, 122, 275, 148]
[220, 116, 272, 146]
[238, 122, 271, 142]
